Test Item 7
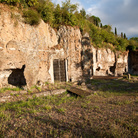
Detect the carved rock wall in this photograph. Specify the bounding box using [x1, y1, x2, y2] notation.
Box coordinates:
[0, 6, 129, 88]
[92, 48, 128, 76]
[81, 34, 128, 78]
[0, 8, 82, 88]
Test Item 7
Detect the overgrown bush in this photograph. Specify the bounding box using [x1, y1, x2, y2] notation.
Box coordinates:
[40, 1, 54, 25]
[126, 39, 138, 51]
[116, 37, 129, 51]
[23, 9, 40, 25]
[0, 0, 20, 5]
[1, 0, 138, 52]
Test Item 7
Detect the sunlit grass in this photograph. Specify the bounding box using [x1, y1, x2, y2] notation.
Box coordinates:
[0, 78, 137, 137]
[0, 87, 23, 93]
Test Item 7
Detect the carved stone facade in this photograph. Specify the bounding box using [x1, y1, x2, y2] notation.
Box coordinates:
[0, 8, 129, 88]
[0, 9, 82, 88]
[81, 34, 128, 78]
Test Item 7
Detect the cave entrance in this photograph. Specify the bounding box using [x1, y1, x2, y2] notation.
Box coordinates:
[8, 65, 26, 87]
[110, 65, 116, 74]
[53, 59, 67, 82]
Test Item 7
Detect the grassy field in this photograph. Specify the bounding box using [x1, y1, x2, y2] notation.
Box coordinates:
[0, 78, 138, 137]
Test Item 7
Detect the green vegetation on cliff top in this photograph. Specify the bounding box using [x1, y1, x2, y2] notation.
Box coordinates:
[0, 0, 138, 51]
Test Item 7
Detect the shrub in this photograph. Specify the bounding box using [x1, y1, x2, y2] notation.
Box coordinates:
[41, 5, 54, 24]
[68, 13, 78, 26]
[1, 0, 20, 5]
[126, 45, 136, 51]
[116, 37, 129, 51]
[23, 9, 40, 25]
[25, 0, 38, 7]
[53, 4, 62, 24]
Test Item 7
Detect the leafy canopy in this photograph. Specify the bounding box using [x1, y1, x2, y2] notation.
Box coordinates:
[1, 0, 137, 51]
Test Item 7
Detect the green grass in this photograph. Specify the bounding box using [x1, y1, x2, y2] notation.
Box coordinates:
[90, 79, 138, 94]
[0, 79, 137, 137]
[55, 107, 66, 114]
[0, 87, 23, 93]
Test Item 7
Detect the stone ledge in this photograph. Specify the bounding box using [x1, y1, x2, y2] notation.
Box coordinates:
[0, 89, 66, 103]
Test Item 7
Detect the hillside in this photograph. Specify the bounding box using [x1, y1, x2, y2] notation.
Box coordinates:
[0, 4, 131, 88]
[0, 0, 138, 51]
[0, 2, 137, 137]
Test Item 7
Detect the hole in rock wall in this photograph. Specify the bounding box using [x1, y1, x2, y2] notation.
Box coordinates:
[96, 67, 100, 71]
[110, 65, 115, 74]
[106, 70, 108, 75]
[8, 65, 26, 88]
[125, 67, 127, 72]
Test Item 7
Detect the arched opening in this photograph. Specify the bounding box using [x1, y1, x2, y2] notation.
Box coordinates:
[110, 66, 115, 74]
[8, 65, 26, 88]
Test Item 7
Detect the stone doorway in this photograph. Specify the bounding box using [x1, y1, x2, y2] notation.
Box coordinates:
[53, 59, 66, 82]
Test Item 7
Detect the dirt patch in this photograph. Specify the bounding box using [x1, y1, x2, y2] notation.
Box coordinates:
[0, 79, 137, 137]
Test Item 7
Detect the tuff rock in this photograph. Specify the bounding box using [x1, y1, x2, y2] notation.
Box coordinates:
[0, 7, 130, 88]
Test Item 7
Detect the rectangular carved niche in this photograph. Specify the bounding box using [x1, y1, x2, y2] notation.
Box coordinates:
[53, 59, 66, 82]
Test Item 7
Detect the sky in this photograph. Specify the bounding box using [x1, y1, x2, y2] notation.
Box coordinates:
[52, 0, 138, 39]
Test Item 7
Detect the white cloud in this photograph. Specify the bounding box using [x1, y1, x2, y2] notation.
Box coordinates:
[128, 27, 138, 35]
[85, 0, 138, 38]
[52, 0, 138, 38]
[123, 0, 131, 6]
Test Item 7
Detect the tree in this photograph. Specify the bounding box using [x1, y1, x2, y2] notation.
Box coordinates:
[60, 0, 78, 26]
[80, 8, 86, 19]
[25, 0, 38, 7]
[121, 32, 123, 38]
[129, 37, 138, 50]
[53, 4, 62, 25]
[23, 9, 40, 25]
[62, 0, 78, 13]
[115, 27, 117, 36]
[2, 0, 20, 5]
[130, 37, 138, 42]
[103, 25, 112, 32]
[41, 1, 54, 24]
[100, 23, 103, 28]
[87, 15, 101, 27]
[124, 33, 126, 39]
[116, 37, 129, 51]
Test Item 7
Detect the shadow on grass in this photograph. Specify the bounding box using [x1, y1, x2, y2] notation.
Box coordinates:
[87, 78, 138, 94]
[33, 114, 105, 138]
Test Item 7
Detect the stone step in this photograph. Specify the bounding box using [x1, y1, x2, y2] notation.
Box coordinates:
[67, 87, 91, 97]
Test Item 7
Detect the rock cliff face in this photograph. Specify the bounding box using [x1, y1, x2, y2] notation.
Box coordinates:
[128, 51, 138, 75]
[92, 48, 128, 76]
[0, 7, 82, 88]
[0, 7, 128, 88]
[81, 34, 128, 79]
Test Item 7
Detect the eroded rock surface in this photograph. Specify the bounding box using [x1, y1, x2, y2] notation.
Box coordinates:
[0, 7, 129, 88]
[128, 50, 138, 75]
[0, 8, 82, 88]
[81, 34, 128, 78]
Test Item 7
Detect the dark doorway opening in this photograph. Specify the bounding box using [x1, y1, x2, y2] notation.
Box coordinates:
[110, 64, 116, 74]
[53, 59, 66, 82]
[8, 65, 26, 88]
